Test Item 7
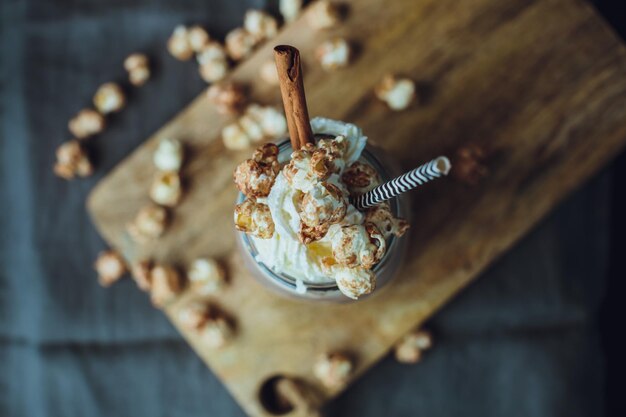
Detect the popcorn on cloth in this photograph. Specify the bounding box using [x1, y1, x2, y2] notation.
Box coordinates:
[200, 315, 234, 349]
[153, 137, 184, 172]
[394, 329, 433, 364]
[94, 250, 127, 287]
[167, 25, 194, 61]
[187, 25, 211, 52]
[330, 223, 386, 269]
[342, 161, 380, 196]
[68, 109, 105, 139]
[234, 199, 275, 239]
[53, 140, 93, 180]
[313, 353, 353, 389]
[178, 301, 210, 331]
[334, 265, 376, 299]
[127, 204, 168, 243]
[207, 82, 248, 115]
[197, 42, 230, 83]
[279, 0, 302, 22]
[149, 264, 183, 307]
[124, 53, 151, 87]
[225, 27, 258, 61]
[93, 82, 126, 114]
[316, 38, 351, 71]
[150, 171, 183, 207]
[307, 0, 342, 30]
[364, 203, 409, 239]
[233, 143, 280, 199]
[130, 259, 152, 291]
[188, 258, 227, 295]
[243, 9, 278, 42]
[375, 74, 416, 111]
[222, 105, 287, 150]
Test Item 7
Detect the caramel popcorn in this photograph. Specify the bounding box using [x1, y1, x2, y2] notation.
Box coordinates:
[233, 143, 280, 198]
[200, 315, 233, 349]
[300, 222, 331, 245]
[53, 140, 93, 180]
[94, 250, 127, 287]
[130, 259, 152, 291]
[234, 199, 275, 239]
[451, 145, 488, 186]
[313, 353, 353, 389]
[150, 171, 183, 207]
[341, 161, 380, 196]
[124, 53, 150, 87]
[68, 109, 105, 139]
[225, 27, 258, 61]
[299, 182, 347, 228]
[188, 258, 226, 294]
[197, 42, 230, 83]
[127, 204, 168, 243]
[334, 266, 376, 299]
[178, 301, 210, 331]
[207, 82, 247, 115]
[244, 10, 278, 42]
[375, 74, 415, 111]
[93, 82, 125, 114]
[394, 329, 433, 364]
[316, 38, 351, 71]
[149, 264, 183, 307]
[307, 0, 341, 30]
[187, 25, 211, 52]
[279, 0, 302, 22]
[259, 59, 279, 85]
[153, 137, 184, 172]
[330, 223, 386, 269]
[167, 25, 194, 61]
[364, 204, 409, 239]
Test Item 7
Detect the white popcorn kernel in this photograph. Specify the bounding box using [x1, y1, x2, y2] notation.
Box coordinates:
[394, 329, 433, 364]
[127, 204, 168, 243]
[222, 123, 250, 150]
[313, 353, 353, 389]
[149, 264, 183, 307]
[188, 258, 226, 294]
[93, 82, 126, 114]
[259, 59, 279, 85]
[280, 0, 302, 22]
[187, 25, 211, 52]
[375, 74, 416, 111]
[258, 106, 287, 138]
[196, 42, 230, 83]
[53, 140, 93, 179]
[124, 53, 150, 87]
[94, 250, 127, 287]
[307, 0, 341, 30]
[244, 9, 278, 42]
[225, 27, 258, 61]
[149, 171, 183, 207]
[315, 38, 351, 71]
[201, 316, 233, 349]
[178, 301, 209, 330]
[153, 138, 184, 172]
[167, 25, 194, 61]
[68, 109, 105, 139]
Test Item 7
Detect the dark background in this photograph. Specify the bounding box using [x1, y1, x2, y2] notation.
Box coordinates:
[1, 0, 625, 416]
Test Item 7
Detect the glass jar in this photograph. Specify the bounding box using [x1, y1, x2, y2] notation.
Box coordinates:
[235, 139, 410, 302]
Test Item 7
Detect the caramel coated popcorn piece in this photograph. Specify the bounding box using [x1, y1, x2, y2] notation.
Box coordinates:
[299, 182, 347, 231]
[225, 27, 258, 61]
[124, 53, 150, 87]
[150, 171, 183, 207]
[167, 25, 194, 61]
[316, 38, 351, 71]
[53, 140, 93, 179]
[364, 203, 409, 239]
[94, 250, 127, 287]
[149, 264, 183, 307]
[153, 137, 184, 172]
[330, 223, 386, 269]
[451, 144, 489, 186]
[68, 109, 105, 139]
[334, 266, 376, 300]
[93, 82, 125, 114]
[233, 143, 280, 198]
[244, 10, 278, 42]
[130, 259, 152, 291]
[187, 25, 211, 52]
[375, 74, 415, 111]
[234, 199, 275, 239]
[178, 301, 210, 330]
[283, 142, 341, 192]
[197, 42, 230, 83]
[313, 353, 353, 389]
[341, 161, 380, 196]
[259, 59, 279, 85]
[299, 222, 331, 245]
[127, 204, 168, 243]
[279, 0, 302, 22]
[201, 315, 233, 349]
[207, 82, 247, 115]
[394, 329, 433, 364]
[307, 0, 341, 30]
[188, 258, 226, 295]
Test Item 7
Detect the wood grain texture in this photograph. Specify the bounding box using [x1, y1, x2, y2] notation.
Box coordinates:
[87, 0, 626, 416]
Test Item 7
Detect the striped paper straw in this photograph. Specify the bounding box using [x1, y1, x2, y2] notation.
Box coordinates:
[351, 156, 451, 210]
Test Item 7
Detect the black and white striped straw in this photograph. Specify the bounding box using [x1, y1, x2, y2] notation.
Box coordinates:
[351, 156, 451, 211]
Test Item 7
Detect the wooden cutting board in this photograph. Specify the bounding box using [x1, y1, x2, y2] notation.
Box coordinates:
[87, 0, 626, 416]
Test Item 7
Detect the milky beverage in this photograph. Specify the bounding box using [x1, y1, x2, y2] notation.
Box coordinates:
[233, 118, 409, 301]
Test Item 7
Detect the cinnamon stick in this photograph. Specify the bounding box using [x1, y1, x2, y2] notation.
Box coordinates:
[274, 45, 314, 150]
